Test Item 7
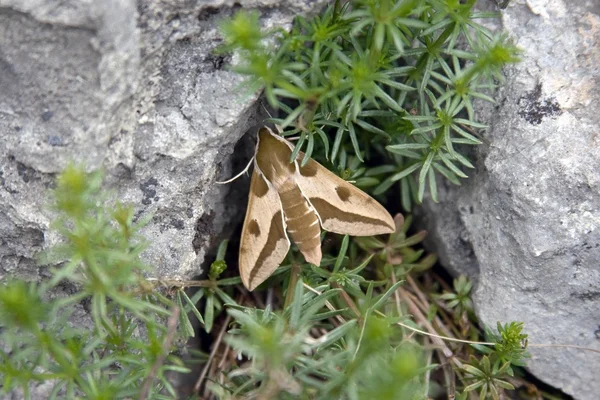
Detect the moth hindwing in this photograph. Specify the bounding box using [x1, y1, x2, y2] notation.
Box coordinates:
[239, 127, 395, 291]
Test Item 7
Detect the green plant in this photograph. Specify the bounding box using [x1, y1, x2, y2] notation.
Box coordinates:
[480, 322, 530, 371]
[438, 274, 474, 318]
[212, 4, 530, 394]
[0, 166, 537, 399]
[463, 355, 515, 400]
[217, 280, 425, 399]
[220, 0, 520, 210]
[457, 322, 530, 399]
[0, 166, 195, 399]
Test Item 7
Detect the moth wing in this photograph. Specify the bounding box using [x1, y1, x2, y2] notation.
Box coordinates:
[239, 167, 290, 291]
[295, 157, 395, 236]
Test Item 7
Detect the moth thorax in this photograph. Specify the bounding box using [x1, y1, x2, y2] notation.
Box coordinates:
[278, 182, 322, 265]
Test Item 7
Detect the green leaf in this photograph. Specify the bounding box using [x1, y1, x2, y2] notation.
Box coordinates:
[333, 235, 350, 274]
[428, 168, 438, 202]
[386, 143, 430, 151]
[215, 240, 229, 261]
[373, 176, 395, 195]
[432, 162, 461, 185]
[331, 126, 346, 162]
[347, 123, 363, 162]
[453, 151, 475, 168]
[463, 364, 486, 378]
[176, 292, 195, 337]
[370, 280, 404, 312]
[390, 163, 422, 182]
[365, 165, 397, 175]
[204, 294, 214, 333]
[179, 290, 204, 325]
[302, 132, 315, 166]
[299, 289, 343, 327]
[401, 178, 412, 211]
[454, 118, 488, 128]
[289, 279, 304, 330]
[354, 119, 391, 139]
[494, 379, 515, 390]
[418, 151, 435, 187]
[214, 288, 236, 306]
[439, 151, 468, 178]
[410, 123, 442, 135]
[315, 127, 330, 160]
[463, 380, 485, 392]
[315, 320, 358, 350]
[373, 85, 404, 113]
[290, 131, 307, 163]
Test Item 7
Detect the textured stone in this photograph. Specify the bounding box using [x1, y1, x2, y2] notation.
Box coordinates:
[0, 0, 328, 279]
[0, 0, 327, 396]
[416, 1, 600, 399]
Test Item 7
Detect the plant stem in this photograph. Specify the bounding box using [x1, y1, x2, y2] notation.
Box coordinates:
[284, 263, 302, 309]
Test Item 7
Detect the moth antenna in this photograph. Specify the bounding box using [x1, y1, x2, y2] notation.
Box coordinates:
[260, 101, 284, 134]
[216, 156, 254, 185]
[260, 101, 274, 118]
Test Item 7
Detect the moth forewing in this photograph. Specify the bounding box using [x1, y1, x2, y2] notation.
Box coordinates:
[295, 157, 396, 236]
[238, 163, 290, 291]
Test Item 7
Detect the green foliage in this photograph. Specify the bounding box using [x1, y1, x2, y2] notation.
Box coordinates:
[463, 355, 515, 400]
[217, 280, 425, 399]
[354, 214, 437, 275]
[220, 0, 520, 209]
[0, 165, 532, 399]
[437, 274, 474, 318]
[484, 322, 530, 370]
[0, 166, 195, 399]
[462, 316, 530, 399]
[215, 3, 528, 393]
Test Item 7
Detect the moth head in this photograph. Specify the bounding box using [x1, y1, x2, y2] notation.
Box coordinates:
[255, 126, 295, 180]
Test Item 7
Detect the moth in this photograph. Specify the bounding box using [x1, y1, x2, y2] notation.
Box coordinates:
[239, 126, 395, 291]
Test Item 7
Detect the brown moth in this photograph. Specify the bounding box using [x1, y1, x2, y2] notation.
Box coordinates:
[239, 126, 395, 291]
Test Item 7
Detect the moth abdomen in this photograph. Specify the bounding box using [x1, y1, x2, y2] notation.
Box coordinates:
[278, 183, 322, 265]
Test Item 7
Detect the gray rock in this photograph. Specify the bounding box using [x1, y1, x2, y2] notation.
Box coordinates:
[0, 0, 328, 280]
[0, 0, 327, 397]
[416, 1, 600, 398]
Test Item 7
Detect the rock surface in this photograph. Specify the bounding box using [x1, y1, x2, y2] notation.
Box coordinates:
[0, 0, 326, 396]
[0, 0, 327, 281]
[416, 1, 600, 398]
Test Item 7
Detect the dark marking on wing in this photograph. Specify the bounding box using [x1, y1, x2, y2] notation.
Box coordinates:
[248, 219, 261, 236]
[335, 186, 351, 201]
[249, 210, 286, 287]
[252, 172, 269, 197]
[298, 159, 318, 177]
[309, 198, 394, 230]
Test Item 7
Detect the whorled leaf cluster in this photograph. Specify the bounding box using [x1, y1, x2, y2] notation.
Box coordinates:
[220, 0, 520, 209]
